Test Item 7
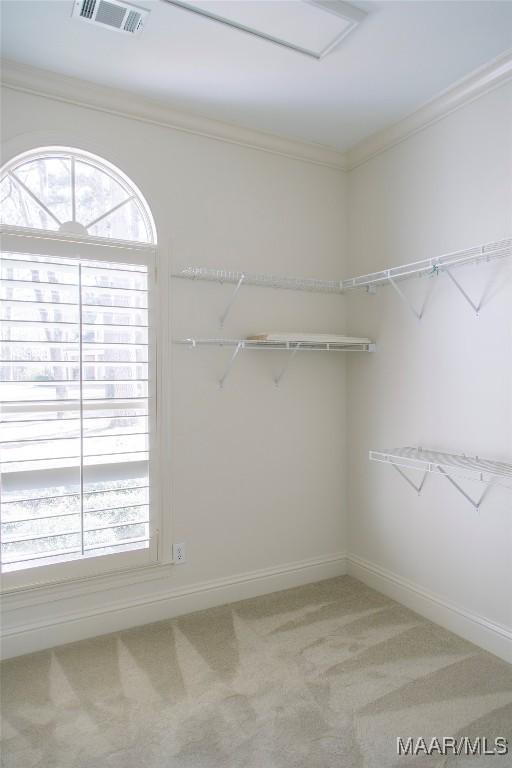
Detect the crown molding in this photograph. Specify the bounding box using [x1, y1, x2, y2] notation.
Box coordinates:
[2, 49, 511, 176]
[0, 59, 347, 171]
[346, 49, 512, 171]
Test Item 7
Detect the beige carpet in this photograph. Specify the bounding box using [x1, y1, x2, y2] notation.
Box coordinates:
[1, 576, 512, 768]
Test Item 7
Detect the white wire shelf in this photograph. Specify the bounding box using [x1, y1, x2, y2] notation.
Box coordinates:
[174, 267, 344, 294]
[175, 337, 375, 387]
[346, 237, 511, 319]
[173, 238, 511, 323]
[175, 338, 374, 351]
[342, 238, 511, 291]
[370, 446, 512, 509]
[174, 239, 510, 293]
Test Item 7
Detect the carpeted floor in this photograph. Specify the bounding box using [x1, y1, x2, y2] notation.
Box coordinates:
[1, 576, 512, 768]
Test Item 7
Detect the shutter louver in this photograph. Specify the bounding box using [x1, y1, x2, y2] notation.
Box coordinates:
[0, 252, 151, 572]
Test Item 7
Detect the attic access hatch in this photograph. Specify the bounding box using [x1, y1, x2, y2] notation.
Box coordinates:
[163, 1, 366, 59]
[72, 0, 149, 35]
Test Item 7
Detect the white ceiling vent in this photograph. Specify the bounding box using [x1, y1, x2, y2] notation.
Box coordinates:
[72, 0, 149, 36]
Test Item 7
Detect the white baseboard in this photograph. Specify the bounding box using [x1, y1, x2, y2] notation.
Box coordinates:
[1, 552, 347, 659]
[4, 552, 510, 664]
[347, 553, 512, 664]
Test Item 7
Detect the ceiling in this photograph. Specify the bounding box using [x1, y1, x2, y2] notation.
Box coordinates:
[1, 0, 512, 152]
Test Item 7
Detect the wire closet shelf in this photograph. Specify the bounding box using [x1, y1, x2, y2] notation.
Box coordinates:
[174, 238, 511, 293]
[174, 268, 343, 294]
[175, 338, 374, 351]
[175, 337, 374, 388]
[370, 447, 512, 509]
[173, 238, 511, 323]
[341, 237, 511, 290]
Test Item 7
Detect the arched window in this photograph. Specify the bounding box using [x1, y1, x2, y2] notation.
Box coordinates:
[0, 148, 163, 588]
[0, 147, 156, 243]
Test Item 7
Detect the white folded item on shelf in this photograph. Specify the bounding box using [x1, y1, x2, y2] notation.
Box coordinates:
[246, 332, 372, 344]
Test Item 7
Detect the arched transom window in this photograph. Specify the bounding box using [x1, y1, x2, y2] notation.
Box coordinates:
[0, 147, 156, 243]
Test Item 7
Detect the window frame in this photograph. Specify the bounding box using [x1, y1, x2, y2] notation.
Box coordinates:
[0, 146, 157, 243]
[0, 150, 169, 592]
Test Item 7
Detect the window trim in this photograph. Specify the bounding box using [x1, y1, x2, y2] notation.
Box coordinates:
[0, 145, 171, 591]
[0, 226, 157, 263]
[1, 237, 168, 591]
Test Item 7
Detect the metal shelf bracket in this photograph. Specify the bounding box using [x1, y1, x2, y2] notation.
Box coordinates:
[273, 343, 302, 387]
[437, 466, 492, 509]
[218, 341, 243, 388]
[388, 274, 437, 320]
[444, 268, 481, 315]
[219, 274, 245, 327]
[393, 463, 428, 495]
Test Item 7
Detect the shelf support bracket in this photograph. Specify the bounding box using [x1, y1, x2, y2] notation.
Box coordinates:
[218, 342, 243, 388]
[219, 274, 245, 327]
[393, 464, 428, 495]
[437, 466, 491, 509]
[444, 268, 481, 315]
[388, 275, 436, 320]
[274, 343, 301, 387]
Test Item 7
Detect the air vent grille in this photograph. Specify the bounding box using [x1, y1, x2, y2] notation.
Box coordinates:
[72, 0, 148, 35]
[95, 0, 127, 28]
[124, 9, 141, 33]
[80, 0, 96, 19]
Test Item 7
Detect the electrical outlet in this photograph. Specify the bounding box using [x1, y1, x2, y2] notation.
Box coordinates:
[174, 542, 186, 564]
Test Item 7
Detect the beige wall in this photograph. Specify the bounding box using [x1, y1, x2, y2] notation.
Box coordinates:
[346, 81, 512, 632]
[1, 86, 349, 654]
[2, 77, 511, 658]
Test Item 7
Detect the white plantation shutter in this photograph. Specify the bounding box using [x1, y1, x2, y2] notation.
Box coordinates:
[0, 249, 157, 575]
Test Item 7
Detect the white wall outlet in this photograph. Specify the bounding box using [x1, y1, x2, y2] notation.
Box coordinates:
[173, 542, 186, 564]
